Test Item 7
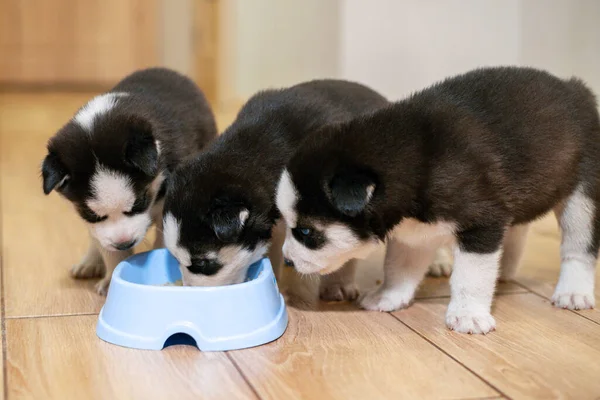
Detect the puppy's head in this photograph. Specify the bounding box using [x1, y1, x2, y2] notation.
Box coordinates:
[276, 166, 381, 275]
[42, 94, 164, 251]
[163, 164, 274, 286]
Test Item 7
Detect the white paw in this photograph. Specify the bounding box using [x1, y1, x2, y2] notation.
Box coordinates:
[95, 278, 111, 296]
[552, 292, 595, 310]
[319, 282, 359, 302]
[70, 260, 105, 279]
[427, 260, 452, 277]
[445, 310, 496, 334]
[359, 286, 414, 312]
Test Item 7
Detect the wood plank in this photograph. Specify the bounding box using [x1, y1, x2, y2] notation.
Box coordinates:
[0, 93, 107, 317]
[229, 300, 497, 399]
[5, 315, 256, 400]
[395, 293, 600, 399]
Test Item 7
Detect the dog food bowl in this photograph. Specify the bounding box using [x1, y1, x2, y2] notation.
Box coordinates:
[96, 249, 288, 351]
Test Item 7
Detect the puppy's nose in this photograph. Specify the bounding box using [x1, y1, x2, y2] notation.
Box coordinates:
[283, 258, 295, 267]
[113, 239, 136, 251]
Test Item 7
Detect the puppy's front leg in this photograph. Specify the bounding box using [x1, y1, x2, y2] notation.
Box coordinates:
[319, 259, 359, 302]
[360, 239, 435, 312]
[71, 237, 105, 279]
[96, 248, 133, 296]
[446, 227, 503, 334]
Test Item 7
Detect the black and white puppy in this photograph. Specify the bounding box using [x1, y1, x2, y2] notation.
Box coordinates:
[42, 68, 217, 295]
[277, 66, 600, 334]
[163, 80, 389, 297]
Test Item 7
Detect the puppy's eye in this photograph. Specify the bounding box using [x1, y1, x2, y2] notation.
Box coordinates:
[124, 191, 151, 216]
[78, 205, 107, 223]
[299, 228, 311, 236]
[291, 226, 325, 250]
[187, 258, 222, 276]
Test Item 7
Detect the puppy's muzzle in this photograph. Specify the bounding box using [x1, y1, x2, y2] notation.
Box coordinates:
[113, 239, 136, 251]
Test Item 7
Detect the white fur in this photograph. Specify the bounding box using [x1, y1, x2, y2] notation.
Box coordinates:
[446, 248, 501, 334]
[276, 169, 299, 227]
[74, 92, 128, 131]
[86, 165, 154, 250]
[163, 212, 269, 287]
[181, 243, 268, 287]
[282, 221, 379, 275]
[553, 186, 597, 309]
[163, 213, 191, 267]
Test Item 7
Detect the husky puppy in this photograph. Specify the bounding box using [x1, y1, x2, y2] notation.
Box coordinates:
[42, 68, 217, 294]
[276, 67, 600, 333]
[163, 80, 390, 300]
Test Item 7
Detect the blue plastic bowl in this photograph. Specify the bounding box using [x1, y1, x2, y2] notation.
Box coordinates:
[96, 249, 288, 351]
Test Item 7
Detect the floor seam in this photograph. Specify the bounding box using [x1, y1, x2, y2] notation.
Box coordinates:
[386, 312, 510, 399]
[225, 352, 262, 400]
[513, 279, 600, 326]
[1, 254, 8, 400]
[5, 312, 98, 321]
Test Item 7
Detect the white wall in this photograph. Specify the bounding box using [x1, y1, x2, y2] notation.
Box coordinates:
[221, 0, 600, 103]
[340, 0, 600, 100]
[340, 0, 522, 100]
[219, 0, 340, 104]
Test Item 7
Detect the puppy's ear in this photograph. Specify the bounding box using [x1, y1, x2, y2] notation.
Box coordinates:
[124, 117, 158, 176]
[41, 152, 70, 195]
[210, 205, 249, 242]
[328, 170, 376, 217]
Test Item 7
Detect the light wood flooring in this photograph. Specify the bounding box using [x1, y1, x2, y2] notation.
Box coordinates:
[1, 92, 599, 399]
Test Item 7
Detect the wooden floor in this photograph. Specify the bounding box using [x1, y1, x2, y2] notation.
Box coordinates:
[1, 92, 600, 400]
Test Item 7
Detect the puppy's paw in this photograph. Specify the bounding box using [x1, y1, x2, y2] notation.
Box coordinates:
[552, 292, 595, 310]
[70, 260, 105, 279]
[319, 282, 359, 302]
[359, 286, 414, 312]
[95, 278, 111, 296]
[427, 260, 452, 277]
[445, 310, 496, 334]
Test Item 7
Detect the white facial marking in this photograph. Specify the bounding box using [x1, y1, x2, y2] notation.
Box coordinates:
[180, 243, 269, 287]
[276, 169, 299, 228]
[74, 92, 128, 131]
[552, 186, 596, 309]
[446, 248, 501, 334]
[239, 209, 249, 226]
[88, 166, 135, 215]
[163, 212, 191, 267]
[283, 221, 379, 275]
[86, 165, 156, 251]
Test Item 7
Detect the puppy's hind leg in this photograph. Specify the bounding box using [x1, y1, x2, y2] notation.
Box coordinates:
[427, 246, 453, 277]
[498, 224, 529, 282]
[70, 237, 105, 279]
[552, 186, 597, 309]
[319, 259, 359, 302]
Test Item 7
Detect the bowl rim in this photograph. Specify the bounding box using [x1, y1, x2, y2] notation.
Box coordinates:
[112, 250, 273, 293]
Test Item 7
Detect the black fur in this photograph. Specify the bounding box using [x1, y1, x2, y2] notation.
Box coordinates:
[165, 79, 389, 274]
[286, 67, 600, 254]
[42, 67, 217, 221]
